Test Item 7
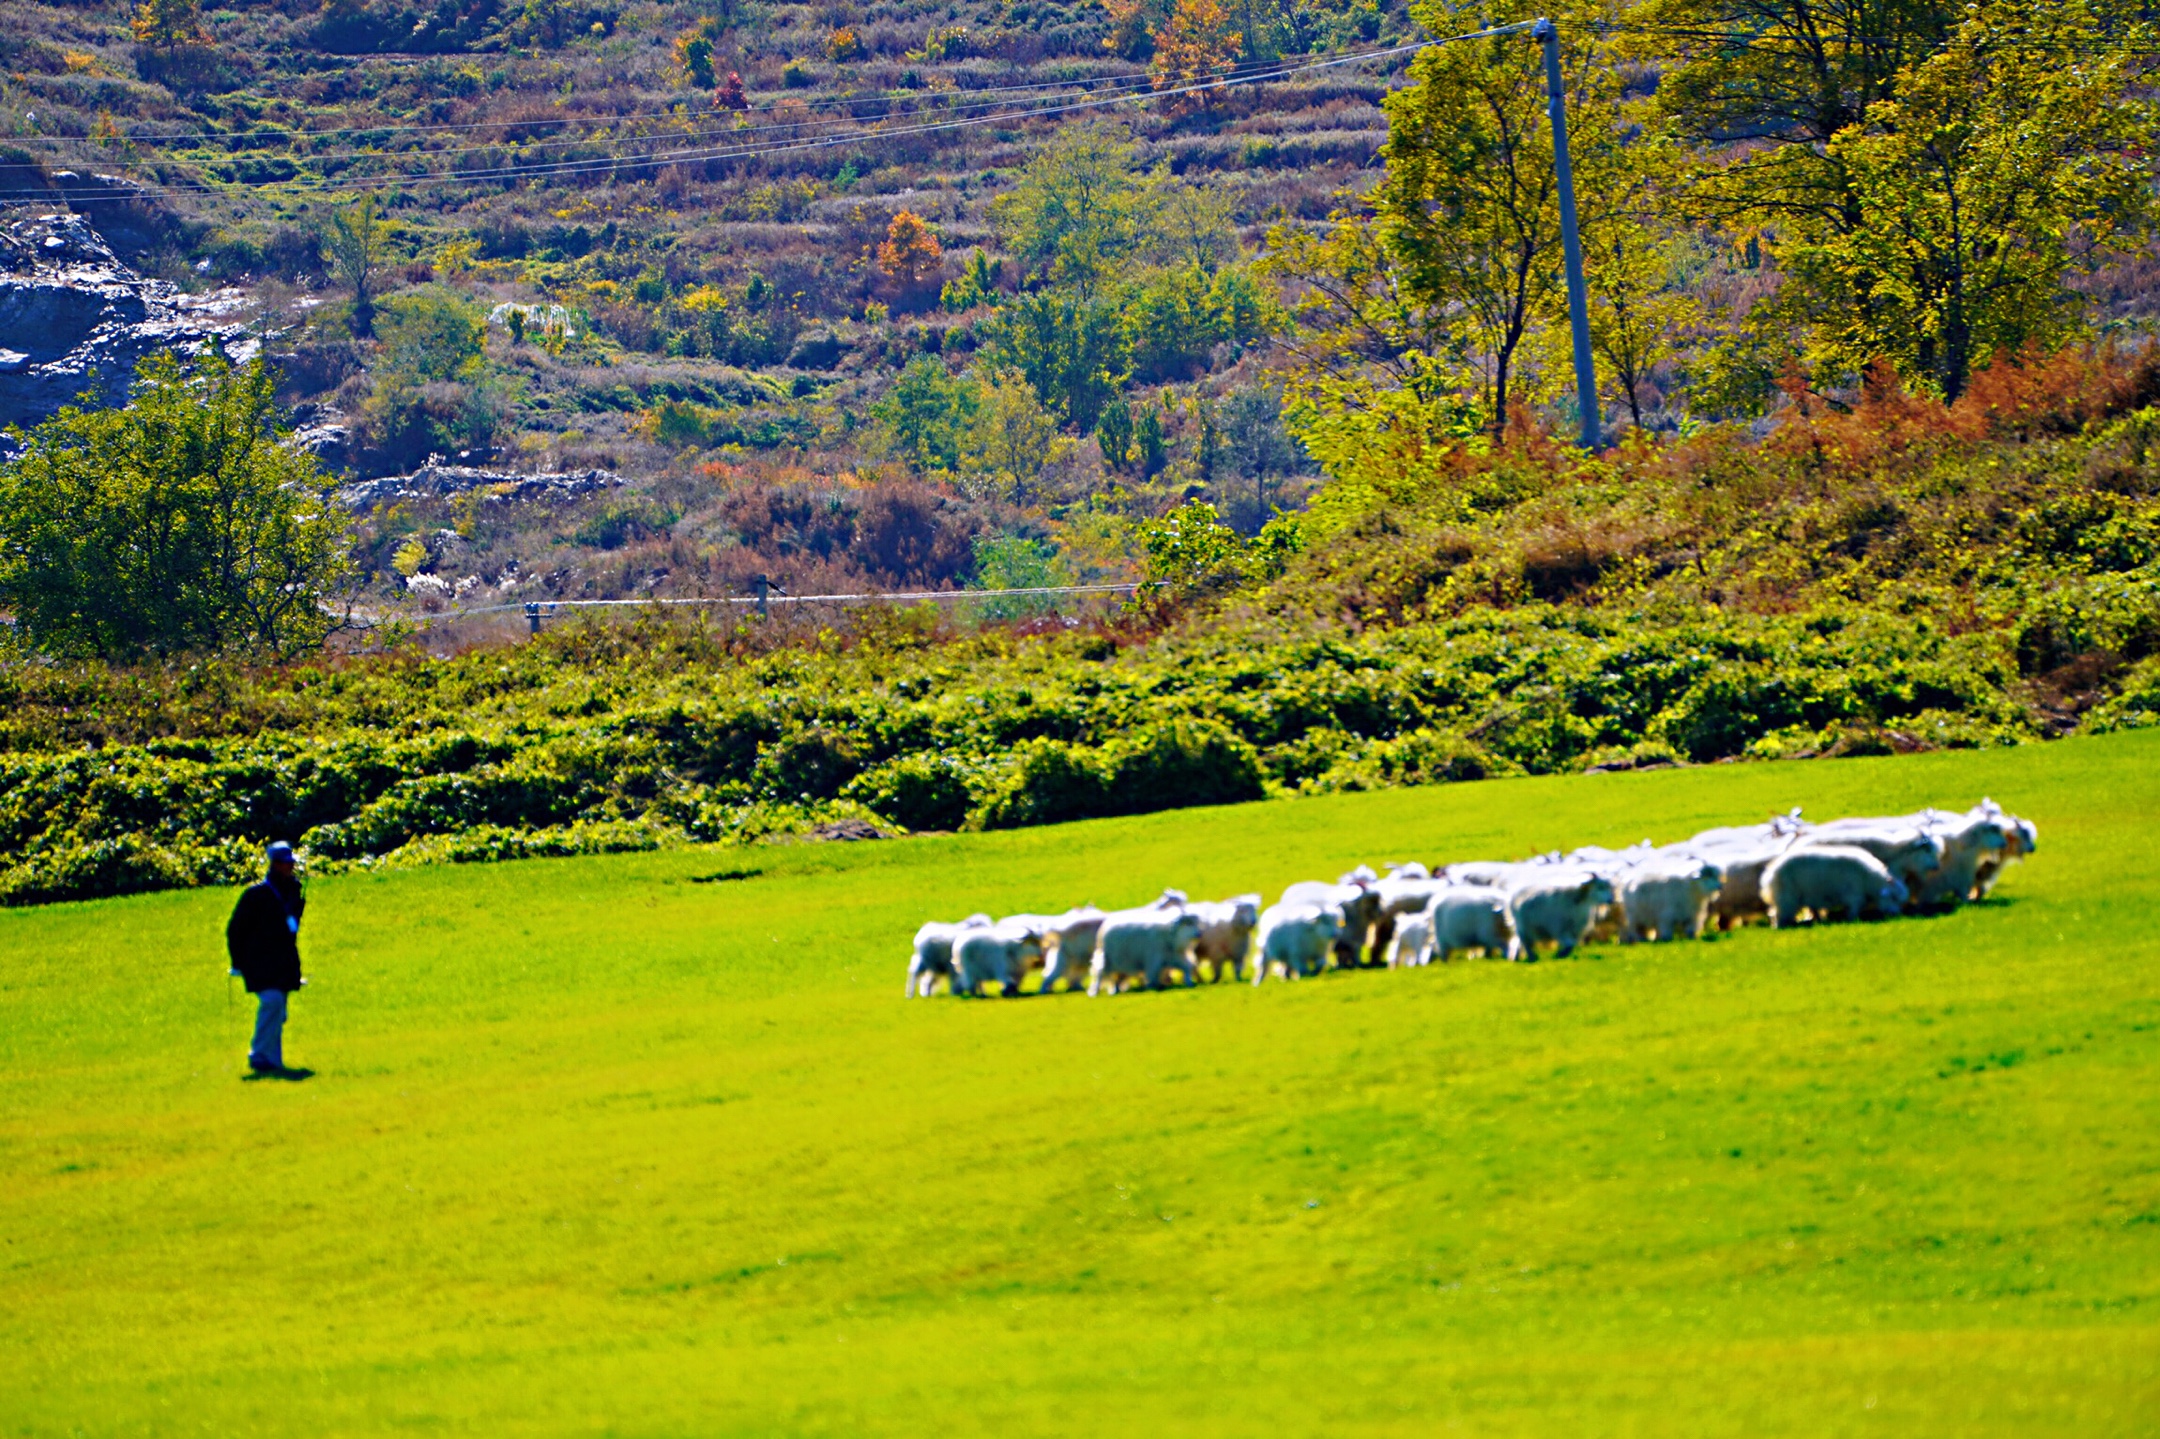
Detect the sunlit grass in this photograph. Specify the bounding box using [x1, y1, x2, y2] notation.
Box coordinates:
[4, 731, 2158, 1435]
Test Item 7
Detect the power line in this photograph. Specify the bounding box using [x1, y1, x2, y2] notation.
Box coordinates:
[11, 40, 1413, 158]
[0, 40, 1442, 204]
[92, 67, 1178, 172]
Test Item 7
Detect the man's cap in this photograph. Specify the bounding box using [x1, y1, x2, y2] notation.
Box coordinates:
[266, 841, 296, 862]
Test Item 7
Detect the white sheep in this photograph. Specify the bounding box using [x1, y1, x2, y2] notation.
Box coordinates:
[1809, 805, 2015, 908]
[1618, 857, 1725, 942]
[1969, 799, 2037, 898]
[1384, 910, 1434, 968]
[1188, 894, 1263, 982]
[1669, 835, 1796, 929]
[1368, 873, 1456, 958]
[1089, 906, 1204, 995]
[1505, 871, 1617, 961]
[1036, 905, 1107, 993]
[1760, 845, 1909, 927]
[905, 914, 992, 997]
[1279, 879, 1378, 969]
[1686, 809, 1807, 849]
[1799, 823, 1945, 894]
[1250, 901, 1343, 984]
[1427, 885, 1512, 961]
[951, 919, 1045, 997]
[1914, 810, 2013, 907]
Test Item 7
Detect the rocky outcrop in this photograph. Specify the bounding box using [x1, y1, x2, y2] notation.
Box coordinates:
[335, 461, 623, 510]
[0, 210, 253, 429]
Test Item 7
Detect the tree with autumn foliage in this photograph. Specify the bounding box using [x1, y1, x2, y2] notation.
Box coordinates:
[1151, 0, 1239, 111]
[131, 0, 206, 47]
[878, 211, 945, 300]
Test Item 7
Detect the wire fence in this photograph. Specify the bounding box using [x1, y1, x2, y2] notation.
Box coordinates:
[359, 582, 1152, 635]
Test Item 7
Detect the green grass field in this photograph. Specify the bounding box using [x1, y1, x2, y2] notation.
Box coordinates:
[5, 732, 2159, 1436]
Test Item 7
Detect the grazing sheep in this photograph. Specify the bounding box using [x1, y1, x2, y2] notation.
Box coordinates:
[1618, 857, 1725, 942]
[1385, 910, 1435, 968]
[1279, 879, 1379, 969]
[1441, 860, 1550, 891]
[1970, 799, 2037, 899]
[1251, 902, 1343, 984]
[1369, 874, 1456, 959]
[1913, 810, 2012, 907]
[951, 919, 1045, 997]
[1686, 809, 1807, 849]
[1810, 804, 2016, 907]
[1760, 846, 1909, 928]
[1427, 885, 1512, 961]
[1036, 905, 1107, 993]
[1800, 823, 1945, 895]
[906, 793, 2025, 1001]
[1561, 847, 1651, 941]
[1505, 871, 1617, 961]
[1673, 837, 1796, 930]
[1189, 894, 1263, 982]
[1089, 906, 1205, 995]
[905, 914, 992, 997]
[1567, 841, 1656, 871]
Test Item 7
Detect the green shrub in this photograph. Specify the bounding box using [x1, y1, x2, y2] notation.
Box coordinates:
[1103, 718, 1264, 813]
[753, 727, 867, 802]
[0, 354, 347, 660]
[842, 755, 976, 832]
[972, 719, 1261, 829]
[972, 739, 1112, 829]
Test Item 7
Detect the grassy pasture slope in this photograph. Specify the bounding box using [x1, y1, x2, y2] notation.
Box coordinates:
[4, 733, 2159, 1436]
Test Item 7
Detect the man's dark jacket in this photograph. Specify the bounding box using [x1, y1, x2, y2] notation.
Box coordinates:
[226, 875, 304, 993]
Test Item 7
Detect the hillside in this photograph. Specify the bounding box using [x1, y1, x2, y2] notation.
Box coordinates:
[0, 0, 1402, 600]
[0, 0, 2156, 901]
[4, 349, 2159, 904]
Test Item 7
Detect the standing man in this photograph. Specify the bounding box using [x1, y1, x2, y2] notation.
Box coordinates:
[226, 841, 306, 1077]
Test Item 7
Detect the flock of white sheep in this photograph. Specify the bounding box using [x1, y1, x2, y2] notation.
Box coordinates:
[905, 797, 2039, 997]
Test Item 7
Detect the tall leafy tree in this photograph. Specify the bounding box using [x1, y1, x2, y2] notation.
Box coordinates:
[989, 121, 1149, 299]
[982, 291, 1131, 430]
[872, 357, 979, 472]
[1581, 139, 1702, 426]
[1150, 175, 1240, 275]
[958, 369, 1069, 502]
[1781, 0, 2153, 398]
[1646, 0, 1954, 236]
[0, 354, 349, 659]
[1372, 3, 1627, 429]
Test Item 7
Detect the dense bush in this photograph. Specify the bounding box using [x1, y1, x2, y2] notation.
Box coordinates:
[0, 590, 2047, 903]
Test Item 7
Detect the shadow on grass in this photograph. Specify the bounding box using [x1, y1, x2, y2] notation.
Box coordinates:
[241, 1067, 315, 1082]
